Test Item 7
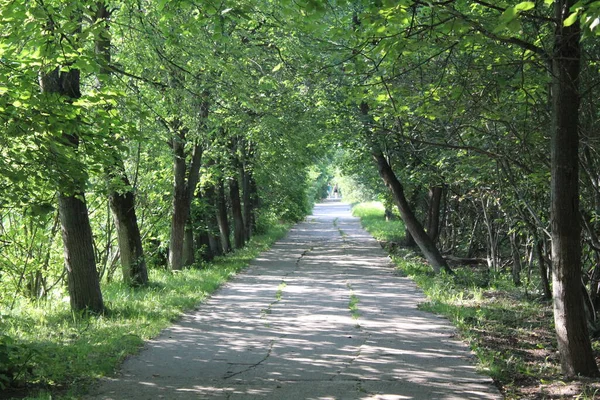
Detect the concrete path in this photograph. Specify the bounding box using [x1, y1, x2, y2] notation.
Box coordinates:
[88, 201, 502, 400]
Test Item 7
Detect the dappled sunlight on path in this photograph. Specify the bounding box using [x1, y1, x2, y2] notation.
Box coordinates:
[88, 200, 501, 400]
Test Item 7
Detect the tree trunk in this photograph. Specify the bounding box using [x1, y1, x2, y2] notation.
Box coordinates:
[372, 149, 452, 274]
[359, 101, 450, 274]
[551, 0, 599, 377]
[510, 233, 522, 287]
[248, 176, 258, 234]
[202, 184, 223, 258]
[193, 190, 214, 262]
[183, 223, 195, 266]
[95, 2, 148, 286]
[59, 192, 104, 314]
[404, 228, 417, 247]
[108, 170, 148, 286]
[536, 239, 552, 300]
[168, 130, 188, 270]
[241, 167, 253, 241]
[216, 179, 231, 253]
[168, 135, 202, 270]
[230, 176, 246, 249]
[427, 186, 443, 242]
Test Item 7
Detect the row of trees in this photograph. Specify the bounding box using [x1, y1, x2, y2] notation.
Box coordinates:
[310, 0, 600, 378]
[0, 0, 328, 316]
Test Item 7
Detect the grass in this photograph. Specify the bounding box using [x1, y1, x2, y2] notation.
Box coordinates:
[352, 202, 404, 243]
[352, 201, 600, 399]
[0, 223, 290, 400]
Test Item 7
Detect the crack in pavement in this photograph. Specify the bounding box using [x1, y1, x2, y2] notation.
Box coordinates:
[224, 339, 276, 380]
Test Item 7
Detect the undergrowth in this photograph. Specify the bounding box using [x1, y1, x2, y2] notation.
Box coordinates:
[0, 223, 289, 400]
[352, 201, 600, 399]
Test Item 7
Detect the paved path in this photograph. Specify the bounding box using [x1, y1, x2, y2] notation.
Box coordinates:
[89, 201, 501, 400]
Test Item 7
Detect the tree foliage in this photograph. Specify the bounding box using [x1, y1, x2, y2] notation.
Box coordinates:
[1, 0, 600, 390]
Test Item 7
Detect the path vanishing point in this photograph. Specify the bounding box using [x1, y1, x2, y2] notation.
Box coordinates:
[88, 201, 502, 400]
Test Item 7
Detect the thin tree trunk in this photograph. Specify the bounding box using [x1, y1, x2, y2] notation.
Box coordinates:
[241, 166, 253, 241]
[216, 179, 231, 253]
[168, 129, 188, 270]
[360, 101, 450, 274]
[404, 228, 417, 247]
[230, 176, 246, 249]
[241, 142, 256, 241]
[427, 186, 443, 242]
[202, 184, 223, 257]
[372, 149, 452, 274]
[193, 190, 213, 262]
[510, 232, 522, 287]
[248, 176, 258, 234]
[551, 0, 599, 377]
[536, 239, 552, 300]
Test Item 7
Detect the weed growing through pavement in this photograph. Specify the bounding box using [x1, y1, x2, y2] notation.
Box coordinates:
[346, 283, 360, 320]
[275, 281, 286, 301]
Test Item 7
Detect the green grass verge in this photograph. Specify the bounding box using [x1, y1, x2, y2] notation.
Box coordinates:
[351, 201, 590, 399]
[1, 223, 290, 399]
[351, 202, 404, 243]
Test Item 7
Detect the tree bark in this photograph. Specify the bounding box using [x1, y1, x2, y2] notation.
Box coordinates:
[241, 142, 256, 241]
[202, 184, 223, 258]
[536, 239, 552, 300]
[168, 128, 188, 270]
[360, 101, 451, 274]
[551, 0, 599, 377]
[241, 166, 253, 241]
[108, 168, 148, 286]
[427, 186, 443, 242]
[216, 179, 231, 253]
[168, 133, 202, 270]
[510, 232, 522, 287]
[59, 193, 104, 313]
[230, 176, 246, 249]
[183, 223, 195, 266]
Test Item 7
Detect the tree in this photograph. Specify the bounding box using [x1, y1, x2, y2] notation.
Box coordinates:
[40, 6, 103, 314]
[550, 0, 599, 377]
[95, 1, 148, 286]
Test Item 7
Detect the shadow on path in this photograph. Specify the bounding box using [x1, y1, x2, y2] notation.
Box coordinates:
[88, 201, 501, 400]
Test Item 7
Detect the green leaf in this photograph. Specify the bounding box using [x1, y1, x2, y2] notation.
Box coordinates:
[499, 7, 517, 23]
[564, 11, 579, 26]
[272, 63, 283, 72]
[515, 1, 535, 11]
